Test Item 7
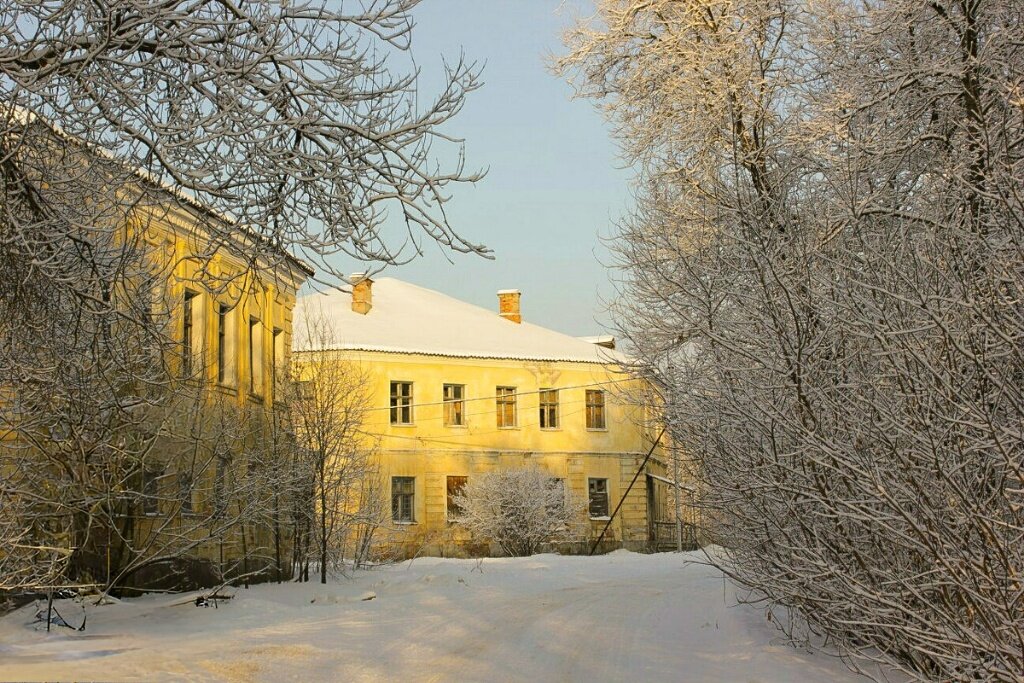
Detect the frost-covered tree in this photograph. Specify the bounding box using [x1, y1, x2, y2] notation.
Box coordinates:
[290, 308, 384, 583]
[452, 466, 585, 557]
[0, 0, 487, 276]
[559, 0, 1024, 680]
[0, 0, 484, 596]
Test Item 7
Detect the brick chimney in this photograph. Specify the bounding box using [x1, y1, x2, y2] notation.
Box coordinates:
[497, 289, 521, 324]
[351, 273, 373, 315]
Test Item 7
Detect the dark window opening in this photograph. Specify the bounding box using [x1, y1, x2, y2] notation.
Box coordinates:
[589, 478, 609, 518]
[392, 476, 415, 522]
[217, 303, 229, 384]
[142, 469, 160, 515]
[447, 475, 468, 521]
[178, 472, 193, 515]
[182, 290, 197, 375]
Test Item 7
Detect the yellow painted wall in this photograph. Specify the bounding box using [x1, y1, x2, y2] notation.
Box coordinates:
[306, 348, 661, 557]
[128, 202, 308, 577]
[134, 201, 306, 404]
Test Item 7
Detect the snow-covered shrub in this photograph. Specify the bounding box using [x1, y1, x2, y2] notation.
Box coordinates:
[451, 466, 585, 557]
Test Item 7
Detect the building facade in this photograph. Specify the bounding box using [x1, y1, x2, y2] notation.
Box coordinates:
[294, 276, 668, 557]
[0, 112, 312, 593]
[121, 199, 313, 589]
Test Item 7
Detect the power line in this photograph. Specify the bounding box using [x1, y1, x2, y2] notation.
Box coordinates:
[590, 427, 666, 555]
[357, 402, 610, 444]
[362, 394, 598, 429]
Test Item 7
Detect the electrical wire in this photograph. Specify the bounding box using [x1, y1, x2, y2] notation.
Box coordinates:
[356, 402, 653, 448]
[356, 376, 635, 414]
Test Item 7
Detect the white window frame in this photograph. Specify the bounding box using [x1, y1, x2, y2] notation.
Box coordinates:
[443, 383, 466, 427]
[390, 381, 414, 425]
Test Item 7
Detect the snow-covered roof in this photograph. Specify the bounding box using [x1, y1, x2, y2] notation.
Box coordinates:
[6, 105, 314, 277]
[294, 278, 625, 364]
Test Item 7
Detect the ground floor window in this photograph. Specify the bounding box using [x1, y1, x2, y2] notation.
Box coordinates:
[392, 476, 415, 522]
[447, 475, 468, 521]
[546, 477, 566, 517]
[588, 478, 609, 518]
[178, 471, 193, 515]
[142, 469, 160, 515]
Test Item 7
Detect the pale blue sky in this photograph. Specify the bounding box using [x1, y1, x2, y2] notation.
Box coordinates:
[340, 1, 631, 337]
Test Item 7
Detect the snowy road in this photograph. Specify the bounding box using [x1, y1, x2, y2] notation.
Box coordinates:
[0, 551, 868, 682]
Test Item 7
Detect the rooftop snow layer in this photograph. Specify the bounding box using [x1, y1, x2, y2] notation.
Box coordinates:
[294, 278, 624, 364]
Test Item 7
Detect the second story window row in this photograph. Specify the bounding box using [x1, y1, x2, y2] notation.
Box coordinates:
[178, 290, 281, 400]
[384, 382, 612, 433]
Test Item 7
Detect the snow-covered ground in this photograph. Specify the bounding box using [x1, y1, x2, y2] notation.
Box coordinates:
[0, 551, 868, 682]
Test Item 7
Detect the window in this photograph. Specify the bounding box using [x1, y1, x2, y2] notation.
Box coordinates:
[443, 384, 465, 426]
[586, 390, 607, 430]
[447, 475, 468, 521]
[217, 303, 229, 384]
[390, 381, 413, 425]
[249, 317, 263, 396]
[496, 386, 517, 428]
[588, 478, 609, 518]
[213, 458, 229, 518]
[546, 477, 566, 517]
[392, 476, 415, 522]
[178, 472, 193, 515]
[182, 290, 198, 375]
[142, 279, 160, 327]
[99, 279, 112, 338]
[272, 328, 284, 402]
[539, 388, 559, 429]
[142, 469, 160, 515]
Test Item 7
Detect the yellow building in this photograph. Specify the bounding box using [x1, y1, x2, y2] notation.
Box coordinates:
[294, 276, 667, 557]
[0, 111, 313, 592]
[123, 197, 313, 588]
